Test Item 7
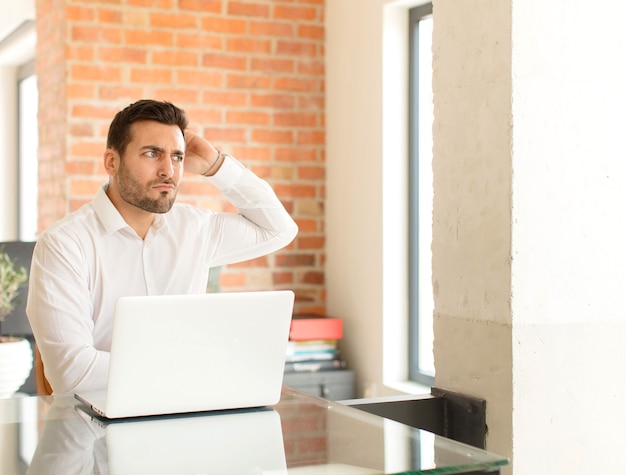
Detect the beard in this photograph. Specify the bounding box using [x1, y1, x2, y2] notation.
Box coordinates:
[117, 161, 178, 214]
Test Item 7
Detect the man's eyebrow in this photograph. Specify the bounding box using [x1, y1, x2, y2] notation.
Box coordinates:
[140, 145, 185, 155]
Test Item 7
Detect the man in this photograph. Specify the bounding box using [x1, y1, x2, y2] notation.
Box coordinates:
[26, 100, 298, 395]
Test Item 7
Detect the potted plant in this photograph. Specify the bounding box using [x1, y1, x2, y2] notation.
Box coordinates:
[0, 247, 33, 398]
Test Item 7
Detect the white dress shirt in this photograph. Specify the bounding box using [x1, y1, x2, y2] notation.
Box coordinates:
[26, 155, 298, 395]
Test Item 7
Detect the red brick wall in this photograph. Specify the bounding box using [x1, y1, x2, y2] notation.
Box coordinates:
[35, 0, 326, 314]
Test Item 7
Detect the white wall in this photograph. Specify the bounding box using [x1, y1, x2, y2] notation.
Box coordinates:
[0, 0, 35, 240]
[510, 0, 626, 472]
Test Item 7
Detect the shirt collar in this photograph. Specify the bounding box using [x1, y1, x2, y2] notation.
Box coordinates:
[93, 184, 170, 236]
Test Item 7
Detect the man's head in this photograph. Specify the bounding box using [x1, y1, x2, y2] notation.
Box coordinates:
[107, 100, 188, 156]
[104, 100, 189, 218]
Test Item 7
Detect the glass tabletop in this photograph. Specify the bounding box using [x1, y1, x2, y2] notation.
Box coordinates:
[0, 387, 508, 474]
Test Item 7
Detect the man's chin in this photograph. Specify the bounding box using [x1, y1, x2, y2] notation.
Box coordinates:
[133, 197, 176, 214]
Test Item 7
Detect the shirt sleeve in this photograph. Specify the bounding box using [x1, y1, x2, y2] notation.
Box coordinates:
[204, 154, 298, 267]
[26, 233, 109, 396]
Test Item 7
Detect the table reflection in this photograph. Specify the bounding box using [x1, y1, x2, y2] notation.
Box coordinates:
[27, 398, 286, 475]
[0, 388, 507, 475]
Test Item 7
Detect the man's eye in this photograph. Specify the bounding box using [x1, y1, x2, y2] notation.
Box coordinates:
[145, 150, 158, 158]
[172, 155, 184, 162]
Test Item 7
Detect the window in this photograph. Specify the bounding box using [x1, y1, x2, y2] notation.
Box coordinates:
[0, 17, 37, 240]
[18, 62, 38, 241]
[408, 3, 434, 386]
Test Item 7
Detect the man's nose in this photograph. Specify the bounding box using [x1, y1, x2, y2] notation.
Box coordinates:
[158, 157, 174, 177]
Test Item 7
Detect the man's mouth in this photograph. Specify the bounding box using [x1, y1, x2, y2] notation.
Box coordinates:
[152, 182, 176, 192]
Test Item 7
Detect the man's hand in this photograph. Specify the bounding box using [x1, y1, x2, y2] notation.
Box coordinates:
[184, 130, 224, 176]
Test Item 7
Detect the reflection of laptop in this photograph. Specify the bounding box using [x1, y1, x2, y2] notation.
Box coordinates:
[78, 407, 287, 474]
[75, 290, 294, 419]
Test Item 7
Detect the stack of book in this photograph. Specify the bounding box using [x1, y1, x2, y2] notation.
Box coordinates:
[285, 315, 347, 373]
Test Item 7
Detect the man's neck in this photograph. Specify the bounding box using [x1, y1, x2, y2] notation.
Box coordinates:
[105, 185, 154, 239]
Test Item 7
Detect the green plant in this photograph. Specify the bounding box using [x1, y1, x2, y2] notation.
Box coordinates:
[0, 248, 28, 322]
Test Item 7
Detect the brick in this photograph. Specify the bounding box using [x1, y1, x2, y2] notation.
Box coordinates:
[127, 0, 175, 7]
[226, 110, 270, 126]
[297, 130, 325, 145]
[298, 59, 324, 75]
[152, 50, 199, 66]
[67, 5, 96, 21]
[226, 73, 271, 89]
[69, 123, 95, 137]
[71, 64, 122, 82]
[226, 38, 271, 54]
[98, 46, 147, 63]
[150, 12, 198, 28]
[274, 183, 316, 198]
[251, 129, 294, 145]
[130, 67, 174, 84]
[219, 272, 247, 287]
[301, 271, 324, 284]
[125, 29, 174, 47]
[70, 141, 102, 158]
[71, 26, 122, 44]
[275, 147, 317, 162]
[273, 271, 294, 285]
[202, 53, 247, 71]
[176, 33, 223, 51]
[98, 85, 144, 101]
[275, 5, 318, 22]
[276, 40, 318, 58]
[200, 16, 247, 34]
[297, 165, 325, 179]
[152, 88, 200, 103]
[176, 69, 223, 87]
[203, 127, 247, 144]
[274, 77, 319, 92]
[72, 104, 121, 120]
[298, 24, 324, 41]
[298, 95, 324, 110]
[121, 10, 150, 27]
[65, 160, 97, 175]
[70, 178, 103, 195]
[294, 218, 318, 233]
[274, 112, 317, 127]
[229, 256, 269, 268]
[227, 2, 270, 18]
[298, 236, 325, 250]
[66, 83, 97, 99]
[98, 8, 123, 24]
[66, 45, 95, 61]
[251, 93, 295, 109]
[183, 107, 223, 124]
[179, 0, 222, 13]
[202, 90, 247, 107]
[250, 57, 295, 74]
[250, 20, 294, 38]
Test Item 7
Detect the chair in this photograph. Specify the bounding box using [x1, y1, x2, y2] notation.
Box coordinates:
[0, 241, 52, 395]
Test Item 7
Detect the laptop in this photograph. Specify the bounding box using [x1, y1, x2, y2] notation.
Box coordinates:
[75, 290, 295, 419]
[74, 406, 287, 474]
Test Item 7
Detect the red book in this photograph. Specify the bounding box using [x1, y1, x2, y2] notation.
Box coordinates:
[289, 315, 343, 341]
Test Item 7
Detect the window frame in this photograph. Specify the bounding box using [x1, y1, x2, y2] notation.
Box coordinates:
[408, 2, 435, 386]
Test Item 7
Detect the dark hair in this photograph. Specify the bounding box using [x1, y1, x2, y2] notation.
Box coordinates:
[106, 100, 189, 155]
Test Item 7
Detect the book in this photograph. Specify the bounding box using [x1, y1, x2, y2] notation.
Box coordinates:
[284, 358, 348, 373]
[285, 340, 338, 362]
[289, 315, 343, 341]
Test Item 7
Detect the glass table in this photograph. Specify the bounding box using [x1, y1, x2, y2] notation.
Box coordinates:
[0, 387, 508, 474]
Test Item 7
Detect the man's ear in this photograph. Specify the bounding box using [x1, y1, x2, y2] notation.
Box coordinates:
[103, 149, 119, 176]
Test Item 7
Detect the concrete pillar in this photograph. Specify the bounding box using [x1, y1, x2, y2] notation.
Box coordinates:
[433, 0, 626, 473]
